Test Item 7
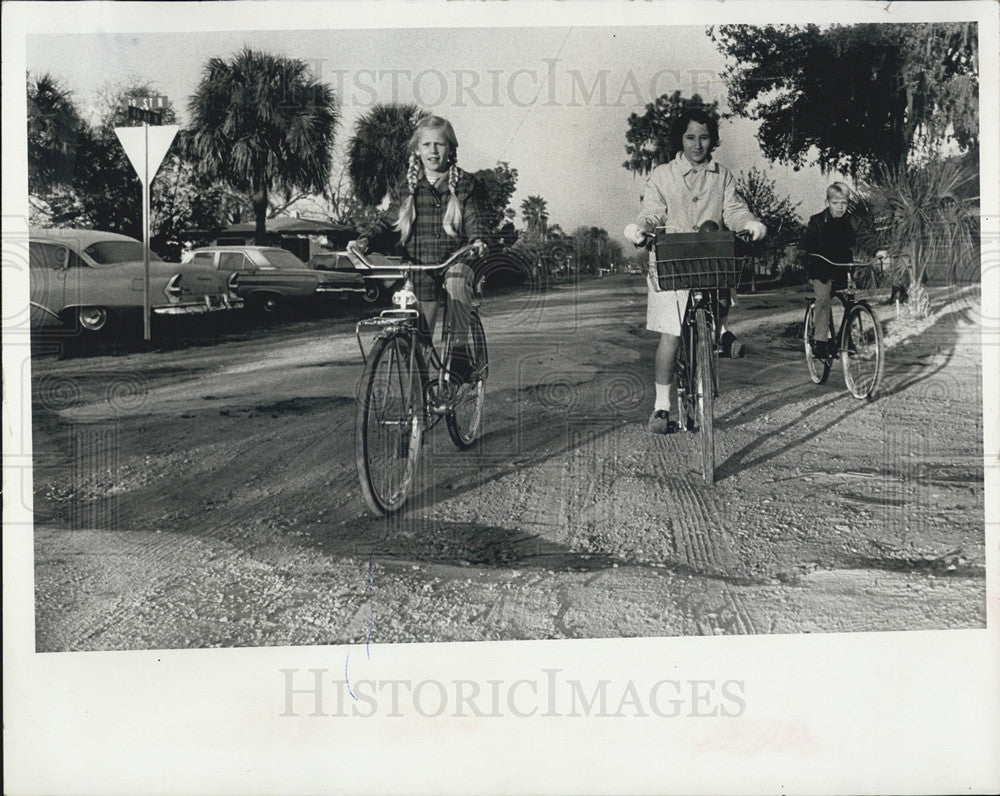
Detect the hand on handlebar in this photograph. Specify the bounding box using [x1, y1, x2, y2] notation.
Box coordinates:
[472, 239, 488, 257]
[624, 223, 653, 247]
[742, 221, 767, 241]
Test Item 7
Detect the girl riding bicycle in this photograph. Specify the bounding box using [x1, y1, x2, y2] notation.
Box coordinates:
[624, 108, 766, 434]
[357, 115, 487, 380]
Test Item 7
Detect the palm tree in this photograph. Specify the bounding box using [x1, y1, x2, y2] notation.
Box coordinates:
[188, 48, 340, 244]
[571, 226, 612, 274]
[521, 195, 548, 237]
[347, 103, 427, 207]
[860, 157, 979, 316]
[27, 72, 83, 195]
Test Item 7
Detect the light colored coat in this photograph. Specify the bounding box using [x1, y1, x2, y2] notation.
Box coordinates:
[637, 152, 758, 336]
[637, 152, 756, 234]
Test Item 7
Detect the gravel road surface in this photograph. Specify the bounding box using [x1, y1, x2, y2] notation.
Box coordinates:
[30, 276, 987, 651]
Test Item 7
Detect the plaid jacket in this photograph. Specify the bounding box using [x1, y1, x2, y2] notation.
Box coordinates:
[365, 172, 484, 264]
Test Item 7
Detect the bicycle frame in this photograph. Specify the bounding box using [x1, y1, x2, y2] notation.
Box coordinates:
[803, 256, 885, 399]
[678, 289, 722, 394]
[353, 241, 479, 423]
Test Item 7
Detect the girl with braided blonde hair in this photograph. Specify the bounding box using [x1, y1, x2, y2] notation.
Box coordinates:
[358, 115, 486, 380]
[395, 116, 465, 242]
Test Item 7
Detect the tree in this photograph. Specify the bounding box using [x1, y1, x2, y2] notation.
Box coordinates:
[70, 80, 189, 242]
[347, 103, 427, 206]
[709, 23, 979, 177]
[623, 91, 721, 175]
[188, 48, 340, 244]
[27, 73, 84, 195]
[470, 161, 519, 245]
[572, 226, 621, 274]
[520, 195, 549, 237]
[150, 134, 232, 260]
[855, 157, 979, 315]
[733, 167, 803, 289]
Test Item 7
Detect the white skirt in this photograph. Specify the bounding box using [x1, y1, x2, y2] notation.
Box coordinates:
[646, 275, 687, 336]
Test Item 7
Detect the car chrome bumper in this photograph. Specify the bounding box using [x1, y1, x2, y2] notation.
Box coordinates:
[153, 296, 244, 315]
[316, 286, 366, 293]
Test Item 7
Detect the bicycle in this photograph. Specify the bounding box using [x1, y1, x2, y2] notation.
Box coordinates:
[649, 227, 752, 485]
[802, 253, 885, 400]
[350, 242, 488, 514]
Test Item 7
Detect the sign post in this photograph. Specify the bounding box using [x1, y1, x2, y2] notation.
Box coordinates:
[114, 96, 176, 341]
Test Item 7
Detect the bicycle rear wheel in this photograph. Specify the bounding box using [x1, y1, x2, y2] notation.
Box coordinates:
[695, 308, 715, 484]
[446, 312, 488, 448]
[355, 334, 425, 514]
[842, 303, 884, 399]
[803, 302, 831, 384]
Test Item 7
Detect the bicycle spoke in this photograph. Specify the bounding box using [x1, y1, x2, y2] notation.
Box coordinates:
[842, 304, 884, 400]
[356, 335, 423, 514]
[695, 308, 715, 484]
[447, 313, 487, 449]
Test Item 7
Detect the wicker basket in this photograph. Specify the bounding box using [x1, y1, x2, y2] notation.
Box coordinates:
[653, 230, 747, 291]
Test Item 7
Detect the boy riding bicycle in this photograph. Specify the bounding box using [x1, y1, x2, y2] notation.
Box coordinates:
[800, 182, 857, 359]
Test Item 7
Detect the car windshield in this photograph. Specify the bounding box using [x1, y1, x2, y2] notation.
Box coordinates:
[84, 240, 163, 265]
[260, 250, 305, 269]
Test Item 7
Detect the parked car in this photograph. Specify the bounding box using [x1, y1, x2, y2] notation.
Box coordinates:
[182, 245, 366, 315]
[28, 227, 242, 334]
[307, 249, 405, 305]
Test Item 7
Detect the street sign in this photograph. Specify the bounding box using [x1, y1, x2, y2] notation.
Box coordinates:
[126, 95, 168, 126]
[114, 123, 179, 341]
[115, 125, 178, 185]
[127, 106, 162, 125]
[129, 95, 168, 110]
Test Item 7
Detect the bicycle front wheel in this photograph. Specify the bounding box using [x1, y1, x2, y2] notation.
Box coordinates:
[803, 302, 832, 385]
[695, 308, 715, 484]
[842, 303, 884, 399]
[446, 312, 488, 449]
[355, 334, 425, 514]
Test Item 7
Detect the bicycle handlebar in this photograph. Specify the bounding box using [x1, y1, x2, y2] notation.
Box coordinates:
[633, 228, 753, 248]
[807, 252, 882, 268]
[346, 240, 477, 271]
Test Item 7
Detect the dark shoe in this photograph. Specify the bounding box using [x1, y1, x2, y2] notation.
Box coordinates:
[449, 344, 476, 383]
[648, 410, 679, 435]
[721, 331, 746, 359]
[811, 340, 829, 359]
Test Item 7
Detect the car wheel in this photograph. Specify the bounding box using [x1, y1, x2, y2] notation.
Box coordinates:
[68, 306, 111, 333]
[362, 283, 381, 304]
[253, 293, 283, 316]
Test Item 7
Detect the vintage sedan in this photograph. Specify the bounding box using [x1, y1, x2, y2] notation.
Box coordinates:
[183, 245, 366, 314]
[29, 228, 242, 334]
[307, 249, 406, 305]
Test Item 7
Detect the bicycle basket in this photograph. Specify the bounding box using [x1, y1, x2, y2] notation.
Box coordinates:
[653, 230, 747, 291]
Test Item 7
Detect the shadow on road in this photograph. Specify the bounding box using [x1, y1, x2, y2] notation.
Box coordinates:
[714, 300, 972, 481]
[315, 518, 617, 572]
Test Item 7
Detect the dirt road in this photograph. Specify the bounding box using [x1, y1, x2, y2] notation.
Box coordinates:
[30, 276, 986, 651]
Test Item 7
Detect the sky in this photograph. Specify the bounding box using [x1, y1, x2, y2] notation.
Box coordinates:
[25, 23, 843, 247]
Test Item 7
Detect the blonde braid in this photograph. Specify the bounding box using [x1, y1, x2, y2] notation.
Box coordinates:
[394, 153, 422, 242]
[443, 163, 463, 238]
[408, 153, 423, 194]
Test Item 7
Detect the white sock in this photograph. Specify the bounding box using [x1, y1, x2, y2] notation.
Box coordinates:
[654, 382, 673, 412]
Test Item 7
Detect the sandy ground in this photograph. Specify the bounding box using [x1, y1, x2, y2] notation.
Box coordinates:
[29, 276, 986, 651]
